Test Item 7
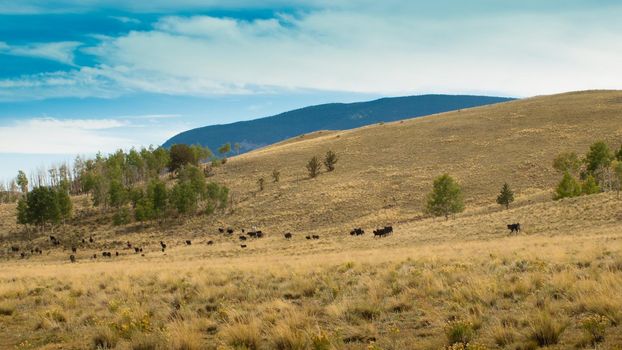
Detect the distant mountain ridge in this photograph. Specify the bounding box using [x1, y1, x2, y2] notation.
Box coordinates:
[162, 94, 515, 153]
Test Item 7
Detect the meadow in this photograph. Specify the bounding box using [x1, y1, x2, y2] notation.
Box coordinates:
[1, 91, 622, 349]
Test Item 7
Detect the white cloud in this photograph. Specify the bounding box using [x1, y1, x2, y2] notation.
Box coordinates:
[0, 117, 133, 154]
[0, 41, 81, 65]
[109, 16, 141, 24]
[1, 4, 622, 100]
[26, 117, 127, 130]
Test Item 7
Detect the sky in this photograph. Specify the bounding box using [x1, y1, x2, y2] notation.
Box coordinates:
[0, 0, 621, 182]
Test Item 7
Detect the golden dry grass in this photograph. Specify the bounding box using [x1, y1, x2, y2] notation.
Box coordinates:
[1, 91, 622, 349]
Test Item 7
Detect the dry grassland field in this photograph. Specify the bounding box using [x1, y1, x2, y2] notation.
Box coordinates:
[1, 91, 622, 349]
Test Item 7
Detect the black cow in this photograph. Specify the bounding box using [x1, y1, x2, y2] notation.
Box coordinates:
[71, 246, 77, 253]
[218, 227, 225, 233]
[160, 241, 166, 250]
[507, 223, 521, 234]
[227, 228, 234, 234]
[239, 236, 247, 241]
[305, 236, 311, 240]
[350, 228, 364, 236]
[207, 240, 214, 245]
[127, 241, 132, 249]
[312, 235, 320, 240]
[284, 232, 292, 239]
[185, 240, 192, 245]
[70, 255, 76, 263]
[134, 247, 140, 253]
[115, 251, 119, 256]
[240, 244, 247, 248]
[10, 246, 19, 252]
[89, 236, 94, 243]
[373, 226, 393, 238]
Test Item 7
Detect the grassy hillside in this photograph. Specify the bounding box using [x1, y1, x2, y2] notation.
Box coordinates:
[203, 90, 622, 234]
[163, 95, 514, 154]
[1, 90, 622, 349]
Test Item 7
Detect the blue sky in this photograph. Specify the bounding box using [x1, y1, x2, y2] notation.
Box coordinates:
[1, 0, 621, 181]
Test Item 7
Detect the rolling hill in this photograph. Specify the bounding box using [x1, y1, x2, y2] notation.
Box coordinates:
[2, 90, 622, 349]
[196, 90, 622, 235]
[162, 94, 514, 153]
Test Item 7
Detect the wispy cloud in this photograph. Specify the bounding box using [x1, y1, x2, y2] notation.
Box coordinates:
[0, 41, 81, 65]
[109, 16, 141, 24]
[1, 2, 621, 100]
[0, 117, 132, 154]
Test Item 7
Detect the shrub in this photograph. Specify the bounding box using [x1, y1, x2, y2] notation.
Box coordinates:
[444, 320, 475, 345]
[112, 207, 131, 226]
[306, 156, 322, 178]
[91, 327, 118, 349]
[0, 303, 15, 316]
[552, 152, 581, 174]
[527, 313, 565, 346]
[582, 175, 600, 195]
[554, 172, 581, 200]
[580, 314, 610, 346]
[221, 320, 262, 350]
[585, 141, 613, 174]
[323, 150, 338, 172]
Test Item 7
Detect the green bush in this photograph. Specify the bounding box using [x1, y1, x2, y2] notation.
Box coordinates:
[554, 172, 581, 200]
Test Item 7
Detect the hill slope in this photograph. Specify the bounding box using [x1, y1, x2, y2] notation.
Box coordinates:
[162, 94, 514, 152]
[201, 90, 622, 234]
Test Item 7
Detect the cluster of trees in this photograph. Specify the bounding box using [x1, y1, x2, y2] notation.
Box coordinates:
[425, 176, 516, 220]
[306, 150, 338, 178]
[553, 141, 622, 199]
[11, 144, 230, 230]
[423, 141, 622, 220]
[16, 182, 72, 231]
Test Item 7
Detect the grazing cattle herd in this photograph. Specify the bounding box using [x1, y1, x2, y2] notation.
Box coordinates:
[4, 222, 524, 263]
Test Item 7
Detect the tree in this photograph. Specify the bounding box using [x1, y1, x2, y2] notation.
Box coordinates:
[23, 186, 62, 230]
[582, 175, 600, 195]
[16, 197, 28, 227]
[177, 165, 206, 199]
[234, 143, 241, 155]
[169, 144, 197, 172]
[272, 169, 280, 183]
[148, 180, 168, 219]
[170, 181, 198, 215]
[218, 143, 231, 157]
[56, 184, 72, 222]
[206, 182, 229, 209]
[552, 152, 581, 174]
[324, 150, 338, 172]
[425, 174, 465, 219]
[257, 177, 265, 191]
[306, 156, 322, 178]
[585, 141, 613, 175]
[16, 170, 28, 193]
[496, 182, 515, 209]
[108, 180, 127, 209]
[554, 172, 582, 200]
[190, 144, 212, 164]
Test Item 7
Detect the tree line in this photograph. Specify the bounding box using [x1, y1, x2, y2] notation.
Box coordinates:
[13, 144, 230, 231]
